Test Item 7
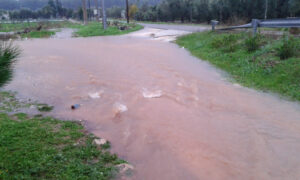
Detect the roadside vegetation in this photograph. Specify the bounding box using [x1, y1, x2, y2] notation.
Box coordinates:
[74, 22, 143, 37]
[177, 32, 300, 101]
[21, 30, 56, 38]
[0, 21, 74, 33]
[0, 21, 143, 39]
[0, 111, 124, 179]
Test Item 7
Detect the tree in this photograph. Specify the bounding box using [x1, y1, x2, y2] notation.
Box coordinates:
[129, 4, 138, 19]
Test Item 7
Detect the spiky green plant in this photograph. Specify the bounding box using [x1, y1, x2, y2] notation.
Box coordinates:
[0, 41, 20, 87]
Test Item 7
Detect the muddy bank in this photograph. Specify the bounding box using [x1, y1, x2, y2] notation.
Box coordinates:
[4, 29, 300, 180]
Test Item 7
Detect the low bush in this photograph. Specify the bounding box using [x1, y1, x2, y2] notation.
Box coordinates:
[244, 34, 262, 52]
[211, 34, 238, 52]
[277, 35, 298, 60]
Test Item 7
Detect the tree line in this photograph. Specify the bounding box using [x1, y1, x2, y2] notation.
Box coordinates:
[0, 0, 159, 10]
[134, 0, 300, 24]
[3, 0, 300, 23]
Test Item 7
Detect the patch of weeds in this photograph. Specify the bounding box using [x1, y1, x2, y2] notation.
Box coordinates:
[211, 33, 239, 52]
[244, 34, 262, 52]
[0, 91, 27, 112]
[277, 35, 299, 60]
[37, 104, 54, 112]
[0, 91, 54, 113]
[101, 141, 111, 150]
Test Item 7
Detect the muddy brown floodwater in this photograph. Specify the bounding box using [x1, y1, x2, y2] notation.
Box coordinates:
[5, 28, 300, 180]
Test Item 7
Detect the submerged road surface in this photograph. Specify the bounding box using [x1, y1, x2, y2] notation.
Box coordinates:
[5, 28, 300, 180]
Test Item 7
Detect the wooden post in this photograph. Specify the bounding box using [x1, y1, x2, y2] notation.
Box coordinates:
[101, 0, 107, 29]
[82, 0, 88, 25]
[252, 19, 259, 36]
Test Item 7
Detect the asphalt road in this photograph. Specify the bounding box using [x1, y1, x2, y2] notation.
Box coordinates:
[139, 23, 210, 32]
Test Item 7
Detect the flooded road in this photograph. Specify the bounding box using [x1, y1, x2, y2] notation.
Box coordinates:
[5, 28, 300, 180]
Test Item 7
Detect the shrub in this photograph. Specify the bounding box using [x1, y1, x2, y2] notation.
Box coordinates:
[277, 35, 298, 60]
[244, 34, 262, 52]
[289, 28, 300, 35]
[211, 34, 238, 52]
[0, 41, 20, 87]
[211, 35, 225, 48]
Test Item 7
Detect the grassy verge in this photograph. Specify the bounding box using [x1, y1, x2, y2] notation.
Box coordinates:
[0, 21, 143, 38]
[74, 22, 143, 37]
[21, 30, 55, 38]
[0, 91, 128, 179]
[0, 21, 75, 32]
[176, 32, 300, 101]
[0, 113, 124, 179]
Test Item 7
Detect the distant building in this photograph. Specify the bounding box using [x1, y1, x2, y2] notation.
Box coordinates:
[1, 13, 10, 20]
[121, 10, 126, 19]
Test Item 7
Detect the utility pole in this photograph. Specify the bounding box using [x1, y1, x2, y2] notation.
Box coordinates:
[82, 0, 88, 25]
[126, 0, 129, 23]
[101, 0, 107, 29]
[94, 0, 100, 22]
[55, 0, 60, 18]
[88, 0, 91, 20]
[264, 0, 268, 19]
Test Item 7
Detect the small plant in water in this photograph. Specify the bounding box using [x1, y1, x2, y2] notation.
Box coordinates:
[37, 104, 54, 112]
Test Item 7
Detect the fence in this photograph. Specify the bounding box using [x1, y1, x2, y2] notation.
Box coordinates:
[211, 18, 300, 35]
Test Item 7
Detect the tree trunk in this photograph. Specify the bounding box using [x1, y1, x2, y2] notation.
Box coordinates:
[126, 0, 129, 23]
[264, 0, 268, 19]
[82, 0, 88, 25]
[101, 0, 107, 29]
[94, 0, 100, 22]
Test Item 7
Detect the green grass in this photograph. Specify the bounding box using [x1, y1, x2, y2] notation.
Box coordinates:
[0, 42, 20, 87]
[0, 91, 127, 179]
[74, 22, 143, 37]
[176, 32, 300, 101]
[21, 30, 55, 38]
[0, 21, 75, 32]
[0, 113, 124, 179]
[0, 22, 39, 32]
[0, 21, 143, 38]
